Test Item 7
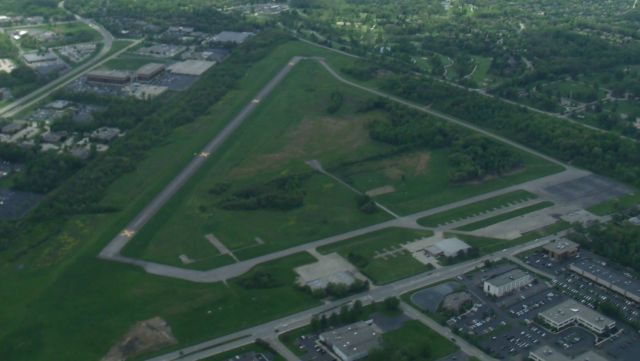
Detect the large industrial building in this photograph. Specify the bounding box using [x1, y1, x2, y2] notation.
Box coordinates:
[529, 346, 610, 361]
[543, 239, 579, 261]
[135, 63, 165, 80]
[319, 321, 382, 361]
[483, 268, 533, 297]
[86, 70, 131, 85]
[569, 258, 640, 303]
[538, 299, 616, 335]
[167, 60, 215, 76]
[212, 31, 253, 44]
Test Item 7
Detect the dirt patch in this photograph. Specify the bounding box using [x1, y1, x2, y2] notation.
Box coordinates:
[102, 317, 177, 361]
[366, 185, 396, 197]
[229, 115, 372, 179]
[415, 153, 431, 175]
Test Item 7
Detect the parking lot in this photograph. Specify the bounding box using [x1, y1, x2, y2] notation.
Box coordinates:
[522, 250, 640, 325]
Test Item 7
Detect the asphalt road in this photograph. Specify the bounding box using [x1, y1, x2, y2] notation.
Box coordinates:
[145, 235, 558, 361]
[0, 1, 120, 118]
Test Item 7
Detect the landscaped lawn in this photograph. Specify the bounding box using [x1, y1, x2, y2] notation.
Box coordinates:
[334, 150, 560, 216]
[367, 320, 458, 360]
[317, 227, 434, 284]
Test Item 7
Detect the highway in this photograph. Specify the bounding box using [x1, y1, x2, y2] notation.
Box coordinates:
[145, 235, 558, 361]
[0, 2, 136, 118]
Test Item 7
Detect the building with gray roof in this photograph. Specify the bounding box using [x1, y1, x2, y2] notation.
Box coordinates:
[570, 258, 640, 303]
[538, 299, 615, 335]
[212, 31, 253, 44]
[319, 321, 382, 361]
[483, 268, 533, 297]
[530, 345, 609, 361]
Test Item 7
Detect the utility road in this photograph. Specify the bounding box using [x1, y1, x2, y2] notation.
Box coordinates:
[99, 56, 588, 283]
[145, 234, 556, 361]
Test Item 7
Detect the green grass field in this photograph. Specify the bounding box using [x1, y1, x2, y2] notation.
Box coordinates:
[456, 201, 554, 231]
[367, 320, 458, 360]
[471, 56, 492, 84]
[102, 55, 170, 71]
[122, 59, 395, 267]
[417, 190, 537, 227]
[0, 40, 361, 361]
[317, 227, 434, 284]
[0, 37, 567, 361]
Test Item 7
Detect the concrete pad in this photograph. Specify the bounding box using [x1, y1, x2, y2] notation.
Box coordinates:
[295, 253, 366, 289]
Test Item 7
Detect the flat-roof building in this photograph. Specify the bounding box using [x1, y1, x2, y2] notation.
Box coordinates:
[530, 346, 609, 361]
[570, 258, 640, 303]
[319, 321, 382, 361]
[212, 31, 253, 44]
[538, 299, 615, 335]
[87, 70, 131, 85]
[483, 268, 533, 297]
[23, 51, 58, 64]
[135, 63, 165, 80]
[426, 237, 472, 258]
[543, 239, 579, 261]
[167, 60, 215, 76]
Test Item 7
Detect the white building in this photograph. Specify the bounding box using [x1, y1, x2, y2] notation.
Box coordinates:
[538, 299, 615, 335]
[483, 269, 533, 297]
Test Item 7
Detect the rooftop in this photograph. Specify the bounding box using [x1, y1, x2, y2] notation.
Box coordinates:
[430, 237, 471, 257]
[320, 321, 382, 359]
[539, 299, 614, 328]
[530, 345, 610, 361]
[570, 258, 640, 300]
[87, 69, 130, 80]
[543, 239, 579, 254]
[485, 268, 531, 288]
[213, 31, 253, 44]
[136, 63, 165, 76]
[167, 60, 215, 76]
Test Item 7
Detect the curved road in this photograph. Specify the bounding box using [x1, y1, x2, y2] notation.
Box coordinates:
[0, 1, 119, 118]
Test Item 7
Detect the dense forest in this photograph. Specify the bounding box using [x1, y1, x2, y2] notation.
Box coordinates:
[377, 73, 640, 188]
[365, 100, 523, 183]
[570, 221, 640, 273]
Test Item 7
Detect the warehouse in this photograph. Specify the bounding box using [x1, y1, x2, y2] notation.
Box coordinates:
[569, 258, 640, 303]
[319, 321, 382, 361]
[136, 63, 166, 80]
[87, 70, 131, 85]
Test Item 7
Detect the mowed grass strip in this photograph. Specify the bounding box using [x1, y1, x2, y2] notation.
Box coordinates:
[317, 227, 433, 285]
[456, 201, 554, 232]
[417, 190, 536, 227]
